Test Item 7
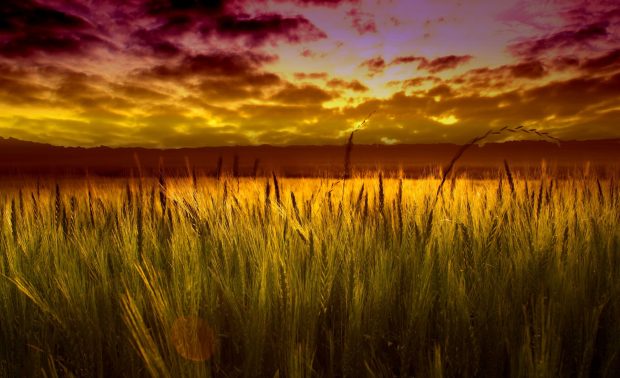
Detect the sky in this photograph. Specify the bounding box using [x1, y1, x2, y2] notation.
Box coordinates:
[0, 0, 619, 147]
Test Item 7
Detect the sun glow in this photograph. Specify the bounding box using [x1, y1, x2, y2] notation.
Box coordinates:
[431, 114, 459, 125]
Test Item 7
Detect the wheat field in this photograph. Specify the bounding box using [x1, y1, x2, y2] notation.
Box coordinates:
[0, 170, 619, 377]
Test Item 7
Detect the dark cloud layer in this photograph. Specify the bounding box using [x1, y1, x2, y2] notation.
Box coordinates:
[326, 78, 368, 92]
[391, 55, 472, 72]
[271, 84, 333, 104]
[137, 51, 283, 101]
[203, 13, 326, 46]
[510, 21, 610, 58]
[141, 51, 277, 79]
[418, 55, 473, 73]
[580, 49, 620, 73]
[0, 1, 107, 58]
[0, 0, 332, 62]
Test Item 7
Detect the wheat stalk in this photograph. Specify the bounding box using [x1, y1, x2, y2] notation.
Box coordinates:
[158, 165, 167, 215]
[378, 172, 385, 216]
[343, 110, 376, 180]
[272, 172, 281, 205]
[504, 160, 515, 196]
[433, 125, 561, 207]
[264, 179, 271, 217]
[291, 191, 302, 225]
[397, 178, 403, 243]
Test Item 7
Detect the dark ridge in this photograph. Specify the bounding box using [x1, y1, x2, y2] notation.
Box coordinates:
[0, 137, 618, 178]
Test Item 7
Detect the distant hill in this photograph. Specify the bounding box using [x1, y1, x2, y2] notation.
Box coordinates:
[0, 137, 618, 177]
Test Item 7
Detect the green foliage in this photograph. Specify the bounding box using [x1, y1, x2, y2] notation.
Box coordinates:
[0, 173, 619, 377]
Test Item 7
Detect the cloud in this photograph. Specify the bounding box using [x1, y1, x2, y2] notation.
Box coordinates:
[145, 0, 229, 16]
[0, 1, 108, 58]
[292, 73, 368, 93]
[390, 54, 472, 73]
[360, 56, 386, 76]
[346, 8, 377, 35]
[0, 0, 618, 147]
[0, 0, 330, 62]
[449, 60, 548, 92]
[136, 51, 283, 101]
[335, 67, 620, 144]
[195, 72, 282, 101]
[300, 48, 326, 58]
[580, 49, 620, 73]
[326, 78, 368, 92]
[129, 28, 184, 58]
[202, 13, 327, 46]
[521, 72, 620, 117]
[508, 60, 547, 79]
[0, 63, 52, 105]
[551, 56, 581, 71]
[270, 84, 333, 104]
[281, 0, 360, 6]
[427, 84, 453, 98]
[294, 72, 329, 80]
[400, 76, 441, 89]
[391, 56, 425, 65]
[141, 1, 329, 49]
[417, 55, 473, 73]
[509, 21, 610, 58]
[141, 51, 277, 79]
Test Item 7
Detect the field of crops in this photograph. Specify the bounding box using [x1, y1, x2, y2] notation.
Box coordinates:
[0, 171, 619, 377]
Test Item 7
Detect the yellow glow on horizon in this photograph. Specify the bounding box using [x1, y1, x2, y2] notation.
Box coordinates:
[431, 114, 459, 125]
[0, 105, 82, 121]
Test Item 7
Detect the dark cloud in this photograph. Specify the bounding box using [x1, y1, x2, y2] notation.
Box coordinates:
[418, 55, 473, 73]
[522, 72, 620, 117]
[141, 51, 277, 79]
[202, 13, 326, 46]
[294, 72, 329, 80]
[346, 8, 377, 35]
[551, 56, 581, 71]
[140, 1, 329, 49]
[427, 84, 452, 98]
[278, 0, 359, 6]
[509, 60, 547, 79]
[450, 60, 548, 91]
[0, 1, 107, 58]
[300, 48, 326, 58]
[580, 49, 620, 73]
[401, 76, 441, 88]
[195, 72, 281, 101]
[137, 51, 282, 101]
[360, 56, 386, 76]
[145, 0, 229, 16]
[112, 83, 170, 102]
[0, 77, 50, 105]
[390, 54, 472, 73]
[0, 0, 330, 61]
[130, 28, 184, 58]
[240, 103, 325, 122]
[509, 21, 609, 58]
[340, 70, 620, 143]
[326, 78, 368, 92]
[271, 84, 333, 104]
[390, 56, 425, 65]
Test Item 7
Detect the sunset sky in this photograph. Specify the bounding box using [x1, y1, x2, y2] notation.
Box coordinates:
[0, 0, 619, 147]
